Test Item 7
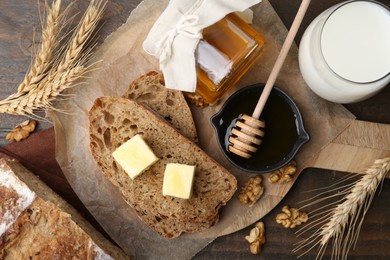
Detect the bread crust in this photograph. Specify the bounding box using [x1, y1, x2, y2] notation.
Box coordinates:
[89, 96, 237, 238]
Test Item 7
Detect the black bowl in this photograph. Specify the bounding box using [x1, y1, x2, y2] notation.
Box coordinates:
[211, 84, 309, 174]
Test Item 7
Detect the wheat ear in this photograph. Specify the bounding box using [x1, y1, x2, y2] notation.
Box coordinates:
[1, 65, 89, 115]
[294, 157, 390, 259]
[0, 0, 106, 116]
[17, 0, 64, 93]
[48, 0, 106, 78]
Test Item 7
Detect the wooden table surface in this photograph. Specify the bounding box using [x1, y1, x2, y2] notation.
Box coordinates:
[0, 0, 389, 259]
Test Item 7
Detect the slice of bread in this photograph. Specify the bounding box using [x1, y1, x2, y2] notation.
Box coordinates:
[0, 158, 129, 259]
[89, 96, 237, 238]
[123, 71, 198, 143]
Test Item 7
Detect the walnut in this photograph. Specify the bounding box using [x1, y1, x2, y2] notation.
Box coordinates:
[238, 175, 264, 207]
[6, 120, 37, 142]
[276, 205, 308, 228]
[245, 221, 266, 254]
[184, 92, 209, 107]
[268, 161, 297, 184]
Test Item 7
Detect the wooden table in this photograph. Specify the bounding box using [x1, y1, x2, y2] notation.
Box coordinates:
[0, 0, 389, 259]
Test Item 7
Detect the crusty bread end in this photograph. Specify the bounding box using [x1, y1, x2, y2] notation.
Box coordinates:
[123, 71, 198, 143]
[0, 158, 129, 259]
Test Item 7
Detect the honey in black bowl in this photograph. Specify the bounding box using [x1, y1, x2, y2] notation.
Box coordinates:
[211, 84, 309, 173]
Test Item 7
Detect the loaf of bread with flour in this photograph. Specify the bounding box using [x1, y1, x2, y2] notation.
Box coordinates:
[0, 158, 129, 259]
[89, 96, 237, 238]
[123, 71, 198, 142]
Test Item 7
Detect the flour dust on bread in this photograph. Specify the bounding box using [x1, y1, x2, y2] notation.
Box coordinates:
[89, 96, 237, 238]
[123, 71, 198, 143]
[0, 159, 129, 259]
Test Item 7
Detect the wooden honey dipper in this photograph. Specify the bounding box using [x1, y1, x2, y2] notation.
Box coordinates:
[228, 0, 311, 159]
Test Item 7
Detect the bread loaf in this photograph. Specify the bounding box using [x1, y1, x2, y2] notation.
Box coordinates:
[123, 71, 198, 142]
[89, 96, 237, 238]
[0, 158, 129, 259]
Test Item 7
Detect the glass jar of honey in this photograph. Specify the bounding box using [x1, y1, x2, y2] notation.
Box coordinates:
[194, 13, 265, 105]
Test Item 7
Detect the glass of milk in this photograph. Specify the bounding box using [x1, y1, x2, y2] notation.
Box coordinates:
[299, 0, 390, 103]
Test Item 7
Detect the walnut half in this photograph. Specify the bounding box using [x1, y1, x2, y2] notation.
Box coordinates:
[276, 205, 308, 229]
[6, 120, 37, 142]
[184, 92, 209, 107]
[268, 161, 297, 184]
[238, 175, 264, 207]
[245, 221, 266, 255]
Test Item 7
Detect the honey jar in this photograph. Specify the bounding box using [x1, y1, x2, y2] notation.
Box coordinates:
[194, 13, 265, 105]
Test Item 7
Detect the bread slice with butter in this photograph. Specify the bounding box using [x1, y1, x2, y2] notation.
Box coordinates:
[123, 71, 198, 143]
[89, 96, 237, 238]
[0, 158, 129, 259]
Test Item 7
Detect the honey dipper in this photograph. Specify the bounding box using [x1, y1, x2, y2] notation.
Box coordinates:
[228, 0, 311, 159]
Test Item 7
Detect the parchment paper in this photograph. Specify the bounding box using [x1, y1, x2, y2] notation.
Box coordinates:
[50, 0, 355, 258]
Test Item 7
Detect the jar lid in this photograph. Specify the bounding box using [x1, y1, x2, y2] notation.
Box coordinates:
[320, 1, 390, 83]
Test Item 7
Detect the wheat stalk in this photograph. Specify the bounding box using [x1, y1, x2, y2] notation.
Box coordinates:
[0, 0, 106, 116]
[294, 157, 390, 259]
